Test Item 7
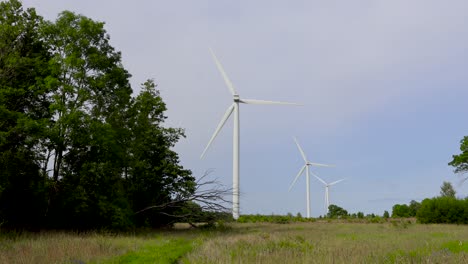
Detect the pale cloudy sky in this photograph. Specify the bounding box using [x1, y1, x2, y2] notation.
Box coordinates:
[23, 0, 468, 216]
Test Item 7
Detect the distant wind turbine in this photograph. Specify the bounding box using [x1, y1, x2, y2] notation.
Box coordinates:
[201, 49, 300, 220]
[312, 172, 345, 214]
[289, 137, 333, 218]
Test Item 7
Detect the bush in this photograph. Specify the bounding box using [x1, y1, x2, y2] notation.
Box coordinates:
[417, 197, 468, 224]
[383, 211, 390, 219]
[392, 204, 410, 218]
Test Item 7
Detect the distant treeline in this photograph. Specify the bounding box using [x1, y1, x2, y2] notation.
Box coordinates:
[417, 197, 468, 224]
[0, 0, 196, 230]
[390, 182, 468, 224]
[393, 198, 468, 224]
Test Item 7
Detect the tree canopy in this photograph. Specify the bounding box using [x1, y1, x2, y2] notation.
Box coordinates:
[327, 204, 348, 218]
[449, 136, 468, 175]
[440, 181, 456, 198]
[0, 0, 197, 230]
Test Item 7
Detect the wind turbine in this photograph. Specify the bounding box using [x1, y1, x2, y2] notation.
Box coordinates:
[201, 49, 300, 220]
[288, 137, 332, 218]
[312, 172, 345, 214]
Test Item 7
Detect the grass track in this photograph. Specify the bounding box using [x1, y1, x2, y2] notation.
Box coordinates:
[96, 237, 198, 264]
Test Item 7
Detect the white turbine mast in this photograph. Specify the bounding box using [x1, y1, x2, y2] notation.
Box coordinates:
[201, 48, 300, 220]
[288, 137, 333, 218]
[311, 172, 345, 214]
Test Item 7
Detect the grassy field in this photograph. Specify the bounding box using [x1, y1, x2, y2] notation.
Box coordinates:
[1, 221, 468, 263]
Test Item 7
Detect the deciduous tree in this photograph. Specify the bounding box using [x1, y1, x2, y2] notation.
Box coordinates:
[327, 204, 348, 218]
[440, 181, 456, 198]
[0, 0, 51, 229]
[449, 136, 468, 176]
[391, 204, 410, 218]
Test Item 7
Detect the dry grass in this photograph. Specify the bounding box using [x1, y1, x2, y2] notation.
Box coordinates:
[0, 229, 200, 264]
[182, 222, 468, 263]
[2, 222, 468, 263]
[0, 231, 138, 263]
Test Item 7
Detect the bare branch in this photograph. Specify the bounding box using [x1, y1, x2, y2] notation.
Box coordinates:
[136, 170, 232, 218]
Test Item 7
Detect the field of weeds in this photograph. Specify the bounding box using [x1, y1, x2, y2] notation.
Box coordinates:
[1, 221, 468, 263]
[0, 228, 202, 264]
[183, 221, 468, 263]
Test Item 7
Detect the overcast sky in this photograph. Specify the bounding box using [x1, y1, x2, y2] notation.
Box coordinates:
[22, 0, 468, 216]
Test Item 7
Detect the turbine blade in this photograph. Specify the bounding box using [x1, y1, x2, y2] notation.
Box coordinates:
[200, 104, 235, 159]
[310, 171, 327, 186]
[329, 178, 345, 186]
[293, 137, 308, 162]
[209, 48, 237, 96]
[240, 99, 301, 105]
[288, 165, 306, 191]
[309, 162, 335, 167]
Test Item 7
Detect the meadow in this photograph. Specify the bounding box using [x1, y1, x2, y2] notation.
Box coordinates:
[2, 221, 468, 263]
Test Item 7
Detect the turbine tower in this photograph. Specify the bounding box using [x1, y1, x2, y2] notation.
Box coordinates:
[289, 137, 332, 218]
[201, 49, 300, 220]
[312, 172, 345, 214]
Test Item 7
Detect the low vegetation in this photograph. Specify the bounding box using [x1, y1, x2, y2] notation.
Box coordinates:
[0, 228, 203, 264]
[183, 222, 468, 263]
[1, 222, 468, 263]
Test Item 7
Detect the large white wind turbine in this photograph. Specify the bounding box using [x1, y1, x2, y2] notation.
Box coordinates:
[312, 173, 345, 214]
[289, 137, 332, 218]
[201, 49, 300, 220]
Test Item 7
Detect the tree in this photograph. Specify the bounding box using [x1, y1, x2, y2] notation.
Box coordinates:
[125, 80, 195, 227]
[449, 136, 468, 175]
[135, 171, 230, 226]
[440, 181, 456, 198]
[37, 10, 135, 229]
[392, 204, 410, 218]
[383, 211, 390, 218]
[357, 212, 364, 219]
[408, 200, 421, 217]
[0, 0, 51, 229]
[417, 197, 468, 224]
[0, 2, 199, 230]
[327, 204, 348, 218]
[41, 10, 132, 183]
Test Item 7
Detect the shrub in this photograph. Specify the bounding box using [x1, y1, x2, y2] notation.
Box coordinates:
[417, 197, 468, 224]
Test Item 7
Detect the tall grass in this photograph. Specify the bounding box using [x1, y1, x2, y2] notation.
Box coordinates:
[0, 231, 123, 263]
[182, 222, 468, 263]
[3, 222, 468, 263]
[0, 229, 201, 264]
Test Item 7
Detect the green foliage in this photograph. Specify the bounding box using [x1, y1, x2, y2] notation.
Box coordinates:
[416, 197, 468, 224]
[0, 0, 196, 230]
[391, 200, 421, 218]
[440, 240, 468, 254]
[127, 80, 194, 227]
[367, 216, 384, 223]
[237, 214, 315, 224]
[409, 200, 421, 216]
[0, 0, 51, 230]
[440, 181, 456, 198]
[101, 238, 196, 264]
[392, 204, 411, 218]
[383, 211, 390, 219]
[449, 136, 468, 174]
[327, 204, 348, 218]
